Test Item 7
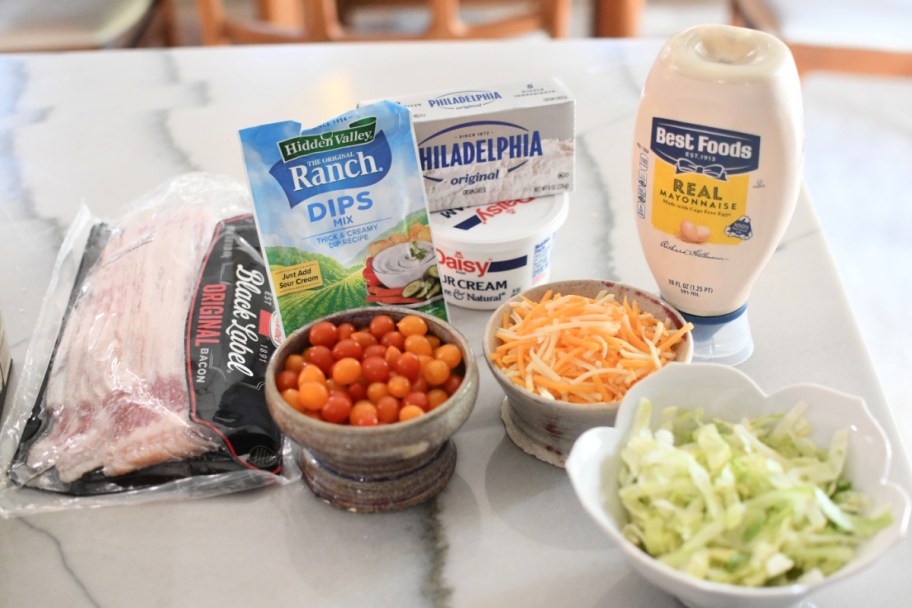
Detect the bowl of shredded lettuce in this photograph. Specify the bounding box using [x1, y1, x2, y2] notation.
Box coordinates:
[566, 363, 909, 608]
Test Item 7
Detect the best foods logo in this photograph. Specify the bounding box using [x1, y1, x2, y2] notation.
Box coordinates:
[651, 117, 761, 177]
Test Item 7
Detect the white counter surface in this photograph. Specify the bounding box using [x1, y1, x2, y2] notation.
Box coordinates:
[0, 40, 909, 607]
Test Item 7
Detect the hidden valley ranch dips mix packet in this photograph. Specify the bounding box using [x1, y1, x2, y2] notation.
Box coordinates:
[240, 101, 446, 337]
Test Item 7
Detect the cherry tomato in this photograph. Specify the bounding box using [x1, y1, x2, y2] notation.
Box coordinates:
[298, 381, 329, 411]
[366, 381, 389, 403]
[395, 351, 421, 382]
[397, 315, 428, 337]
[350, 331, 378, 349]
[308, 321, 339, 348]
[380, 330, 405, 350]
[347, 379, 368, 403]
[361, 356, 390, 383]
[321, 392, 352, 424]
[403, 391, 430, 412]
[282, 388, 303, 412]
[387, 374, 411, 398]
[422, 359, 451, 386]
[434, 343, 462, 369]
[369, 314, 396, 340]
[375, 395, 400, 424]
[305, 345, 334, 376]
[363, 344, 387, 359]
[276, 370, 299, 392]
[410, 376, 429, 394]
[427, 335, 441, 349]
[337, 322, 356, 340]
[427, 388, 449, 410]
[350, 401, 379, 426]
[297, 363, 326, 386]
[332, 338, 363, 361]
[332, 357, 362, 385]
[404, 334, 433, 357]
[384, 345, 402, 369]
[399, 404, 424, 422]
[284, 354, 305, 373]
[443, 373, 463, 396]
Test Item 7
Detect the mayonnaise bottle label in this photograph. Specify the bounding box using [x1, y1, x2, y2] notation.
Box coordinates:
[638, 118, 761, 246]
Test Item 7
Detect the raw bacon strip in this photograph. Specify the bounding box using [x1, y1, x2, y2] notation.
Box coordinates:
[26, 201, 227, 483]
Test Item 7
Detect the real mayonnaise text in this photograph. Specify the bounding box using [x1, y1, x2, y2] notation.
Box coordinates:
[632, 24, 803, 364]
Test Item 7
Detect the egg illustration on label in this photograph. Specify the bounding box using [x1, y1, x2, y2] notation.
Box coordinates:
[679, 220, 711, 244]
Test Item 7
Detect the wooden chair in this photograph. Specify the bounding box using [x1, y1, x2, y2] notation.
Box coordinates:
[0, 0, 176, 52]
[730, 0, 912, 77]
[196, 0, 570, 44]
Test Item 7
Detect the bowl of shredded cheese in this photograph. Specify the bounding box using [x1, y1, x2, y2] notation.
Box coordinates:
[483, 279, 693, 467]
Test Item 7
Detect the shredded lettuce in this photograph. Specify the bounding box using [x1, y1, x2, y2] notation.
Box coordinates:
[614, 398, 892, 587]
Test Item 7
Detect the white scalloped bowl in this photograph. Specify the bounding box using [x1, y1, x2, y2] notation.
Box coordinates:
[566, 363, 910, 608]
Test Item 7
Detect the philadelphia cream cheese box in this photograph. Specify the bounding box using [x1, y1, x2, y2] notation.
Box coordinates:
[363, 78, 575, 212]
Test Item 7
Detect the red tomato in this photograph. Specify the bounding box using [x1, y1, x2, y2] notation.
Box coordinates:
[350, 331, 378, 349]
[321, 392, 353, 424]
[361, 356, 390, 383]
[395, 351, 421, 382]
[443, 373, 463, 396]
[369, 315, 396, 339]
[284, 354, 305, 373]
[347, 379, 368, 402]
[380, 331, 406, 350]
[305, 345, 334, 376]
[384, 345, 402, 369]
[375, 395, 400, 424]
[276, 370, 299, 392]
[403, 391, 430, 412]
[337, 322, 356, 340]
[308, 321, 339, 348]
[332, 338, 363, 361]
[363, 344, 387, 359]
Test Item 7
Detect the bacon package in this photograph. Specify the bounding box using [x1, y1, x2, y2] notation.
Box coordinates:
[1, 174, 287, 507]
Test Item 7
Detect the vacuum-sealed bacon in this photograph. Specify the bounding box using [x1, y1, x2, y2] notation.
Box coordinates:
[7, 175, 283, 496]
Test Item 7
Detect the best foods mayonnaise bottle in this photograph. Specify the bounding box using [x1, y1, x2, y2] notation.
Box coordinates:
[632, 24, 803, 364]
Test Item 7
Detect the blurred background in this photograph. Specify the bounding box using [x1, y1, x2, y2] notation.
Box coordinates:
[1, 0, 910, 438]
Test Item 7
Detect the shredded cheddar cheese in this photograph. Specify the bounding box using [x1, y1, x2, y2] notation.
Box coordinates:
[489, 290, 693, 403]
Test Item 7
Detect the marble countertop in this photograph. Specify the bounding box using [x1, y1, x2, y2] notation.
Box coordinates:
[0, 40, 909, 607]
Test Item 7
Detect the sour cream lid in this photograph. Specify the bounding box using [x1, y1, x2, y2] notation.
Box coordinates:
[428, 194, 569, 250]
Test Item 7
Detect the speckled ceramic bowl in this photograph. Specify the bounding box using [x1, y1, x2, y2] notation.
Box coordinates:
[265, 307, 478, 512]
[483, 279, 693, 467]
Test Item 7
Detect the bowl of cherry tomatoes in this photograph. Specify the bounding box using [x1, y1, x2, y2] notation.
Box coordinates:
[265, 307, 478, 512]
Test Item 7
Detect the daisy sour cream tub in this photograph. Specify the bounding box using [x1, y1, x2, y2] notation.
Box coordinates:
[428, 194, 569, 309]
